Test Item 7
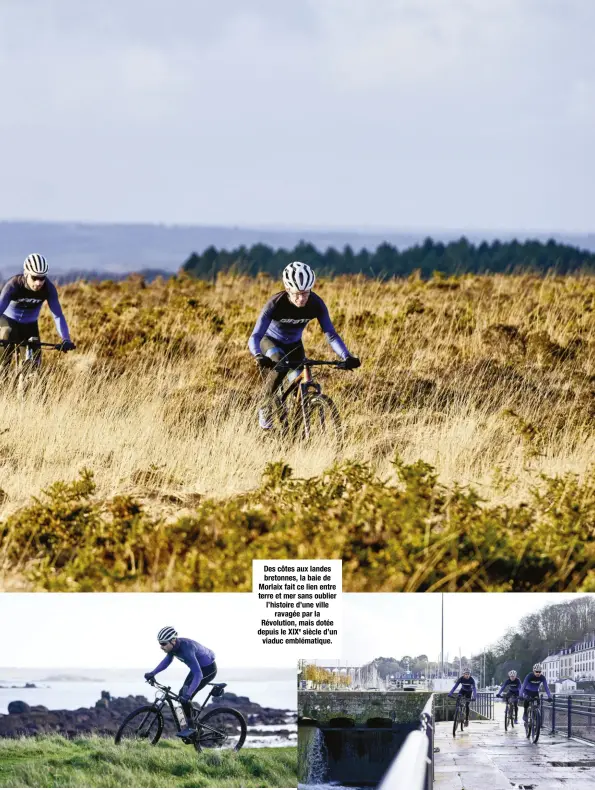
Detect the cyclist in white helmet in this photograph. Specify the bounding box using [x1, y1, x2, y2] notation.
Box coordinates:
[248, 261, 360, 429]
[496, 669, 521, 723]
[0, 254, 75, 372]
[144, 627, 217, 739]
[519, 663, 552, 722]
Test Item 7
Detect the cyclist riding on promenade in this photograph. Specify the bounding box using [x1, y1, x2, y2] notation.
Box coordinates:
[248, 261, 361, 429]
[496, 670, 521, 723]
[0, 254, 75, 371]
[448, 668, 477, 728]
[520, 663, 552, 723]
[144, 627, 217, 739]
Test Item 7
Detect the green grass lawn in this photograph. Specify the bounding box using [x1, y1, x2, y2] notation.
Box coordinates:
[0, 735, 297, 788]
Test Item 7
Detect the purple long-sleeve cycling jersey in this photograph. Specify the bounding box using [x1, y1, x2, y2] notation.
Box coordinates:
[498, 677, 522, 696]
[148, 638, 215, 698]
[248, 291, 350, 359]
[449, 676, 477, 699]
[0, 275, 71, 340]
[520, 672, 552, 697]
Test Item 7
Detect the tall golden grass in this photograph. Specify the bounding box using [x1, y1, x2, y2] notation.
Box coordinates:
[0, 271, 594, 590]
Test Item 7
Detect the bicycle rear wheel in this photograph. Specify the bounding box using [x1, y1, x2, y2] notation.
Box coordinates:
[114, 705, 164, 745]
[301, 394, 343, 452]
[195, 707, 247, 752]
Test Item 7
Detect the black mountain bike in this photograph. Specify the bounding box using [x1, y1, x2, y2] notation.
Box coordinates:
[114, 679, 247, 753]
[269, 358, 349, 451]
[451, 694, 471, 738]
[524, 695, 543, 744]
[0, 337, 72, 396]
[503, 694, 518, 732]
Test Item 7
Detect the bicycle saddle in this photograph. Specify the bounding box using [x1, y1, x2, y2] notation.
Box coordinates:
[209, 682, 227, 689]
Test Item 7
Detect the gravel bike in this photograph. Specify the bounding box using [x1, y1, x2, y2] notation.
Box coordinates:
[0, 337, 73, 396]
[503, 694, 518, 732]
[523, 695, 544, 744]
[114, 679, 247, 753]
[450, 694, 471, 738]
[269, 358, 349, 451]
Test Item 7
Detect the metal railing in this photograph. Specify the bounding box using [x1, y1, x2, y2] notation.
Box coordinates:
[542, 694, 595, 744]
[469, 692, 494, 720]
[378, 694, 434, 790]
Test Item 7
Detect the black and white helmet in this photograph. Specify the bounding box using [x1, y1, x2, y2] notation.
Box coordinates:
[23, 253, 49, 276]
[533, 663, 543, 672]
[157, 626, 177, 644]
[282, 261, 315, 292]
[462, 668, 471, 674]
[508, 670, 517, 678]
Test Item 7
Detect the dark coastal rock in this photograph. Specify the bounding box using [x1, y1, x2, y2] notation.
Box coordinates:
[0, 691, 292, 739]
[8, 701, 30, 715]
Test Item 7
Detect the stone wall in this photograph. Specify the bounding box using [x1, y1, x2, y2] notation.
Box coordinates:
[298, 691, 431, 725]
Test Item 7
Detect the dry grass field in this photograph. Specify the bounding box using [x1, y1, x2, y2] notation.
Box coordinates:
[1, 271, 594, 591]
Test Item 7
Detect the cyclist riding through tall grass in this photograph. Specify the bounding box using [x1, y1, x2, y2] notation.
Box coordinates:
[144, 626, 217, 740]
[248, 261, 360, 429]
[520, 663, 552, 722]
[496, 669, 521, 723]
[0, 254, 75, 372]
[448, 668, 477, 728]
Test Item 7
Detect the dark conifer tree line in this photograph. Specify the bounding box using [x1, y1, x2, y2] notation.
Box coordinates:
[182, 237, 595, 280]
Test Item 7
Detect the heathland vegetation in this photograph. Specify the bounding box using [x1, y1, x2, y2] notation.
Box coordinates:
[1, 260, 595, 591]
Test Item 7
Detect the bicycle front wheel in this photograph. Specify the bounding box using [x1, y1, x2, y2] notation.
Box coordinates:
[302, 394, 343, 452]
[196, 707, 247, 751]
[452, 703, 460, 738]
[504, 703, 510, 732]
[115, 705, 164, 745]
[532, 707, 541, 744]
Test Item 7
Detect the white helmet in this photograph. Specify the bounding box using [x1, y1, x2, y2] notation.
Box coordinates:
[23, 253, 49, 276]
[157, 626, 177, 644]
[508, 670, 517, 678]
[282, 261, 315, 292]
[533, 663, 543, 672]
[462, 668, 471, 674]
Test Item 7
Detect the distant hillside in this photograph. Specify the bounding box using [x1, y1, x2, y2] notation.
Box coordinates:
[0, 220, 593, 279]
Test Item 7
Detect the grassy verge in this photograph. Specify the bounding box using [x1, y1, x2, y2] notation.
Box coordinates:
[0, 735, 297, 788]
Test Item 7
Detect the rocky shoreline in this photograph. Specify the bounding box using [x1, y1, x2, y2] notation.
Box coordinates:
[0, 691, 296, 741]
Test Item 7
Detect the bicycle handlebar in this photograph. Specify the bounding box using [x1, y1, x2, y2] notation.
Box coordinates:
[146, 677, 184, 702]
[274, 358, 348, 372]
[0, 338, 70, 350]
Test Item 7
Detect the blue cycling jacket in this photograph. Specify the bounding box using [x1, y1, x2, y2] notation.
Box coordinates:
[148, 638, 215, 697]
[449, 676, 477, 699]
[498, 677, 522, 695]
[0, 275, 70, 340]
[248, 291, 349, 359]
[520, 672, 552, 698]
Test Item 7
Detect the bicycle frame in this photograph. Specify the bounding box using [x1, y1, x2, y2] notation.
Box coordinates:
[275, 359, 345, 414]
[147, 679, 224, 732]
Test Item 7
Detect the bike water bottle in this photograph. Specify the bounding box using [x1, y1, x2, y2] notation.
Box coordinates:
[287, 369, 300, 383]
[173, 701, 187, 729]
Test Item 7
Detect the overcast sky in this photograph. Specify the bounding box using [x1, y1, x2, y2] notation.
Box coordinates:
[339, 593, 587, 665]
[1, 592, 588, 670]
[0, 593, 288, 669]
[0, 0, 592, 232]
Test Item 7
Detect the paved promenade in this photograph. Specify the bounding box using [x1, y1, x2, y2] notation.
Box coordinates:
[434, 714, 595, 789]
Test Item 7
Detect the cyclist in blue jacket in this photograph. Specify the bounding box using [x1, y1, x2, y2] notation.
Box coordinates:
[144, 626, 217, 739]
[448, 668, 477, 728]
[520, 663, 552, 722]
[0, 254, 75, 372]
[496, 670, 522, 723]
[248, 261, 360, 429]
